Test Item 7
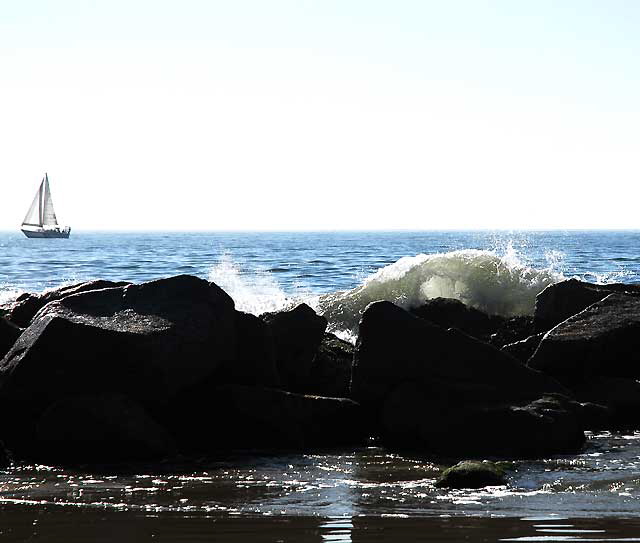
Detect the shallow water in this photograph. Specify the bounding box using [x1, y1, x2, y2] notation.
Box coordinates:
[0, 433, 638, 541]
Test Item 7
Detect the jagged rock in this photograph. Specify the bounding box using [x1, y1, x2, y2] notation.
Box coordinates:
[529, 293, 640, 386]
[0, 318, 22, 360]
[435, 460, 506, 489]
[534, 279, 640, 333]
[163, 384, 365, 454]
[502, 333, 544, 364]
[5, 280, 130, 327]
[0, 275, 237, 455]
[352, 301, 582, 458]
[262, 304, 327, 392]
[306, 333, 353, 398]
[35, 393, 176, 465]
[410, 297, 493, 338]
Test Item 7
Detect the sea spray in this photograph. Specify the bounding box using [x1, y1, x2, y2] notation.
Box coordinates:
[208, 252, 303, 315]
[317, 249, 563, 335]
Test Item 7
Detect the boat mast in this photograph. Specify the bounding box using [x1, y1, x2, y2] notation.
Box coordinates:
[38, 175, 45, 227]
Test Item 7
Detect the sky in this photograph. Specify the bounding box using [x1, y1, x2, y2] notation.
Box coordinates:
[1, 0, 639, 230]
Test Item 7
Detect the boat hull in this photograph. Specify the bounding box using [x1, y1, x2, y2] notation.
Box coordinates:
[21, 228, 70, 239]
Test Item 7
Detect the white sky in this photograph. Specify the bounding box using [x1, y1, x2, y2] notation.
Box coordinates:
[1, 0, 639, 230]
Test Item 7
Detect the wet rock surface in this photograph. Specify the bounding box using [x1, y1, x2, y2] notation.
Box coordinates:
[435, 460, 507, 489]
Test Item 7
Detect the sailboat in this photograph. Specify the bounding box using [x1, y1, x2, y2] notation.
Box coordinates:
[21, 173, 71, 238]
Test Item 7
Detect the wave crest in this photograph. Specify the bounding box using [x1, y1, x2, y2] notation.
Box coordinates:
[318, 249, 563, 335]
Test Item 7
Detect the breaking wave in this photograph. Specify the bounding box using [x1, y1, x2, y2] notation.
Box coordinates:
[317, 248, 563, 335]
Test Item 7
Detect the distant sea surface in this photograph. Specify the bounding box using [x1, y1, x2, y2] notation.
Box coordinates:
[2, 230, 639, 326]
[1, 230, 640, 542]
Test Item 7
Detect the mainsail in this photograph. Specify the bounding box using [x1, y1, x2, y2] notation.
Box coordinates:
[22, 174, 59, 227]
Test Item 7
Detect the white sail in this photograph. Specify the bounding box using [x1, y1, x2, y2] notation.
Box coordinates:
[21, 173, 70, 238]
[22, 178, 44, 227]
[41, 175, 59, 226]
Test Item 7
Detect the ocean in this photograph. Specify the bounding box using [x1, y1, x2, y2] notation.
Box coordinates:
[0, 229, 639, 542]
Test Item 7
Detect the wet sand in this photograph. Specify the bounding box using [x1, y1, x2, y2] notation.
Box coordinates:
[1, 504, 640, 543]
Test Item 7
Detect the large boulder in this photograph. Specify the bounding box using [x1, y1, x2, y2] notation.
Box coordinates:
[163, 384, 365, 454]
[34, 393, 176, 465]
[0, 275, 237, 454]
[0, 318, 22, 360]
[261, 304, 327, 392]
[534, 279, 640, 333]
[352, 301, 582, 458]
[306, 333, 354, 398]
[5, 280, 130, 327]
[529, 293, 640, 386]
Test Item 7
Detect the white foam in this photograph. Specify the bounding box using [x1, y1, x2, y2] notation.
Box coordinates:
[207, 253, 298, 315]
[317, 248, 564, 335]
[0, 287, 23, 307]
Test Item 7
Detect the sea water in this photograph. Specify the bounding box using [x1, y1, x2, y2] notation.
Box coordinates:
[0, 230, 639, 542]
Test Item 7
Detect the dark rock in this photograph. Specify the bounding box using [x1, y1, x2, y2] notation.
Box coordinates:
[307, 333, 353, 398]
[215, 311, 279, 388]
[0, 275, 237, 455]
[435, 460, 506, 489]
[353, 301, 568, 411]
[488, 316, 535, 349]
[409, 298, 534, 348]
[35, 393, 176, 465]
[0, 441, 11, 468]
[502, 333, 544, 364]
[5, 280, 130, 327]
[573, 377, 640, 428]
[164, 384, 365, 454]
[529, 293, 640, 387]
[262, 304, 327, 392]
[381, 384, 585, 458]
[534, 279, 640, 333]
[0, 318, 22, 360]
[352, 301, 581, 458]
[410, 297, 494, 338]
[575, 401, 615, 431]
